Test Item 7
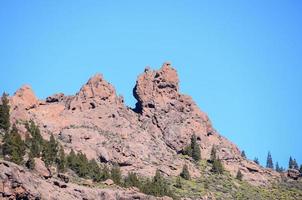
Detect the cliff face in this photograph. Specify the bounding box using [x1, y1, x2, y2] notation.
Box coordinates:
[8, 63, 280, 186]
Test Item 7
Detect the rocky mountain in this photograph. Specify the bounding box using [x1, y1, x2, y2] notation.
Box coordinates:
[2, 62, 299, 199]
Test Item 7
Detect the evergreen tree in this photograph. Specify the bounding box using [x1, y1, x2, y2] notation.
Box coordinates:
[293, 159, 299, 170]
[254, 157, 259, 165]
[2, 124, 25, 164]
[0, 93, 10, 133]
[76, 152, 89, 177]
[191, 134, 201, 161]
[101, 165, 110, 180]
[266, 152, 274, 169]
[212, 159, 224, 174]
[289, 156, 294, 169]
[236, 170, 243, 181]
[180, 164, 190, 180]
[151, 170, 170, 197]
[26, 152, 35, 170]
[276, 162, 281, 172]
[299, 165, 302, 174]
[175, 176, 182, 189]
[88, 159, 102, 182]
[67, 149, 77, 168]
[183, 134, 201, 161]
[42, 133, 58, 166]
[124, 172, 140, 188]
[66, 150, 89, 177]
[139, 170, 174, 198]
[26, 121, 44, 157]
[241, 150, 246, 159]
[56, 146, 66, 173]
[210, 145, 217, 162]
[111, 164, 122, 185]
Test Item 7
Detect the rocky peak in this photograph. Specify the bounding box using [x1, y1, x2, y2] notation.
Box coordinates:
[68, 73, 119, 111]
[11, 85, 38, 110]
[133, 62, 180, 114]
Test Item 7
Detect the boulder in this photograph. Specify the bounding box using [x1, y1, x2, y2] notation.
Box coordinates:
[34, 158, 51, 178]
[103, 179, 114, 186]
[287, 169, 300, 180]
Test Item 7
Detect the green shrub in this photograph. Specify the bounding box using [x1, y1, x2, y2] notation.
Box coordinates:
[180, 164, 190, 180]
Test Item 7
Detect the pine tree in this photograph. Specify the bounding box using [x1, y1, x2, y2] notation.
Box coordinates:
[88, 159, 102, 182]
[210, 145, 217, 162]
[276, 162, 281, 172]
[111, 164, 122, 185]
[76, 152, 89, 177]
[191, 134, 201, 161]
[254, 157, 259, 165]
[26, 121, 44, 157]
[2, 124, 25, 164]
[67, 149, 77, 169]
[101, 165, 110, 180]
[236, 170, 243, 181]
[26, 152, 35, 170]
[183, 134, 201, 161]
[124, 172, 140, 188]
[241, 150, 246, 159]
[212, 159, 224, 174]
[266, 152, 274, 169]
[293, 159, 299, 170]
[289, 156, 294, 169]
[56, 146, 66, 173]
[140, 170, 173, 198]
[175, 176, 182, 189]
[42, 133, 58, 166]
[180, 164, 190, 180]
[0, 92, 10, 133]
[151, 170, 170, 197]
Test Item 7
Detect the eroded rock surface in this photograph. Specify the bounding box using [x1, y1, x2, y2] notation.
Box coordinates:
[8, 63, 280, 186]
[0, 160, 171, 200]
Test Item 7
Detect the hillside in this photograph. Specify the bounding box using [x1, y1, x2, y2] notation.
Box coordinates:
[1, 63, 301, 200]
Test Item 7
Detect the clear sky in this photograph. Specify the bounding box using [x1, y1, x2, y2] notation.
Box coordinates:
[1, 1, 301, 168]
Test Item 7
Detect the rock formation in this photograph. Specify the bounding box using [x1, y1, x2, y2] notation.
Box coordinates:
[0, 160, 171, 200]
[7, 63, 280, 186]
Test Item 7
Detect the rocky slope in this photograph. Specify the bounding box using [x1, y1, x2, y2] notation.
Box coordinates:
[0, 160, 171, 200]
[8, 62, 280, 186]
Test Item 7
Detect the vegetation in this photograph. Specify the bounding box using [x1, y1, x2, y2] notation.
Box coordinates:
[241, 150, 246, 159]
[236, 170, 243, 181]
[275, 162, 285, 172]
[2, 124, 25, 164]
[180, 164, 190, 180]
[183, 134, 201, 161]
[212, 159, 224, 174]
[110, 164, 122, 185]
[140, 170, 174, 198]
[26, 120, 44, 158]
[289, 156, 299, 170]
[1, 119, 302, 200]
[124, 172, 140, 188]
[42, 133, 58, 166]
[56, 145, 66, 173]
[210, 145, 217, 161]
[171, 160, 302, 200]
[254, 157, 259, 165]
[0, 92, 10, 133]
[266, 151, 274, 169]
[210, 145, 224, 174]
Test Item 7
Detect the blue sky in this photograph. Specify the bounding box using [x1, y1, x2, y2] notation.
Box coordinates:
[1, 1, 301, 168]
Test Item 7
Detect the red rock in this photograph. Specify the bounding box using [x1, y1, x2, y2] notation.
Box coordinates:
[287, 169, 300, 180]
[7, 63, 280, 186]
[34, 158, 51, 179]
